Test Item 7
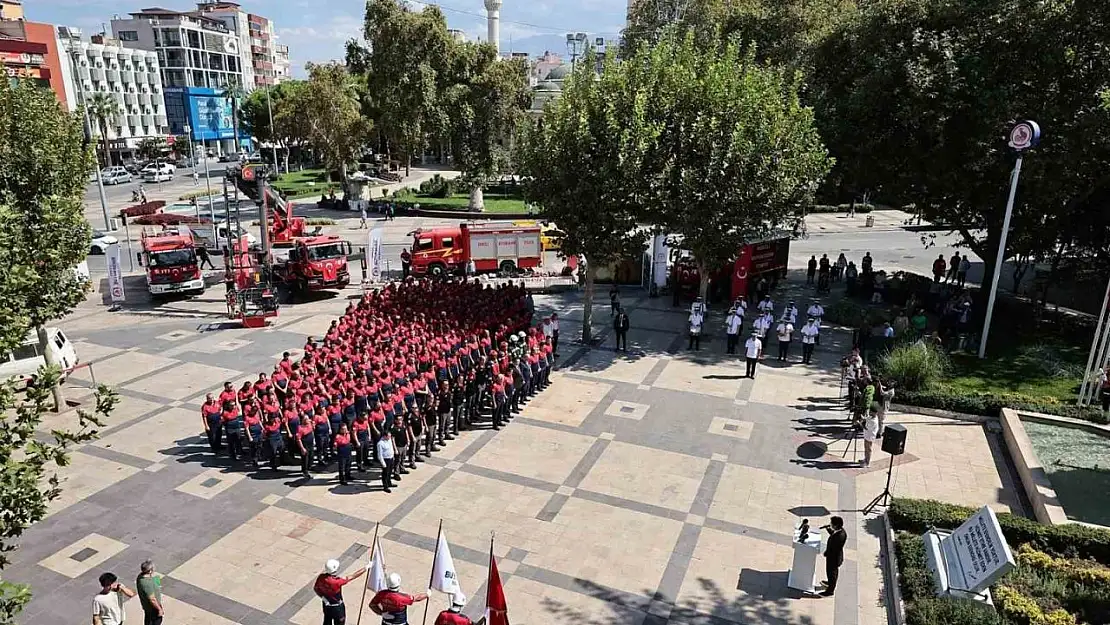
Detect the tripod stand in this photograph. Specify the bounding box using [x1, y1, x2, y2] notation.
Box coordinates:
[836, 423, 860, 461]
[862, 453, 895, 515]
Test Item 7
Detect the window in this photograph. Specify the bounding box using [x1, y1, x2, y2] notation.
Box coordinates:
[12, 343, 41, 361]
[415, 237, 434, 252]
[306, 244, 345, 261]
[118, 31, 139, 42]
[440, 237, 454, 249]
[53, 331, 66, 350]
[147, 249, 197, 267]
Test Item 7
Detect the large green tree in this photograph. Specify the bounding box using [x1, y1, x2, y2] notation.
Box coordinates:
[0, 78, 116, 621]
[242, 81, 305, 173]
[520, 49, 656, 342]
[443, 43, 530, 211]
[295, 63, 371, 182]
[638, 31, 832, 298]
[351, 0, 454, 175]
[809, 0, 1110, 298]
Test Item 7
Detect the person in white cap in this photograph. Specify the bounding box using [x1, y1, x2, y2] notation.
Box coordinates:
[370, 572, 427, 624]
[313, 558, 367, 625]
[433, 593, 487, 625]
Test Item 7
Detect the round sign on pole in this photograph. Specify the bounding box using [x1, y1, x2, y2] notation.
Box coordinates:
[242, 165, 255, 181]
[1008, 120, 1041, 151]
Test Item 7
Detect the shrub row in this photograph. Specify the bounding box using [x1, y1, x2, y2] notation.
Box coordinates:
[894, 388, 1109, 425]
[1017, 544, 1110, 586]
[806, 203, 875, 214]
[888, 498, 1110, 565]
[994, 585, 1078, 625]
[896, 533, 1004, 625]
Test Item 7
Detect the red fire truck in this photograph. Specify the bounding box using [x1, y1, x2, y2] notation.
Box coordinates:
[409, 221, 542, 277]
[671, 233, 790, 304]
[263, 183, 352, 294]
[140, 227, 206, 297]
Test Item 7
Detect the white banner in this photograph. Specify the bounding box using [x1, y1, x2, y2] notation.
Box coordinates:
[368, 534, 387, 592]
[429, 530, 463, 596]
[652, 234, 669, 288]
[106, 242, 126, 303]
[368, 227, 384, 282]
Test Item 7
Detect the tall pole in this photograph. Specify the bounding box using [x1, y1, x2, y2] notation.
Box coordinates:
[422, 520, 443, 625]
[265, 87, 280, 173]
[204, 152, 216, 235]
[1078, 275, 1110, 405]
[355, 522, 380, 625]
[1088, 305, 1110, 406]
[66, 35, 113, 232]
[979, 121, 1040, 359]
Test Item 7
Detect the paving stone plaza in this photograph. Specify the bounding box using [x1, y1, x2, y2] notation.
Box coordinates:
[8, 281, 1024, 625]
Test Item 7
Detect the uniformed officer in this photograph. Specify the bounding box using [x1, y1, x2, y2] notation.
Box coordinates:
[434, 593, 486, 625]
[312, 407, 332, 468]
[369, 573, 427, 625]
[221, 400, 244, 462]
[333, 423, 354, 485]
[201, 393, 223, 453]
[243, 403, 264, 468]
[314, 558, 367, 625]
[352, 413, 372, 472]
[297, 418, 316, 479]
[263, 412, 285, 471]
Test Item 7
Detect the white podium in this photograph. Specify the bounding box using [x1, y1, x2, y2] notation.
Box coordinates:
[788, 524, 822, 593]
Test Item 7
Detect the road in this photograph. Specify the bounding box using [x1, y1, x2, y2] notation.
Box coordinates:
[83, 160, 232, 229]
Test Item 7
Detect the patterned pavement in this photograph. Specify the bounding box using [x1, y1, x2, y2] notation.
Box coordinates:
[8, 282, 1024, 625]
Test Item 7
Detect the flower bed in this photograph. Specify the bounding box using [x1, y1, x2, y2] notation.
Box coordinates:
[889, 498, 1110, 625]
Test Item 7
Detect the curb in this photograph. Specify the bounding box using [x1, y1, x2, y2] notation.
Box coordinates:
[888, 403, 994, 424]
[880, 512, 906, 625]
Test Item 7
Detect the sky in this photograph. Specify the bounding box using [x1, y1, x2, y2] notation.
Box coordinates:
[24, 0, 630, 77]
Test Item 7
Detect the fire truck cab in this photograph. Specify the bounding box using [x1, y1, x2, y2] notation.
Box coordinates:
[140, 227, 205, 296]
[271, 235, 353, 293]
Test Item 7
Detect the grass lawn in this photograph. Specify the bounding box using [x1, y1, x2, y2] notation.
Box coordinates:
[272, 168, 339, 199]
[945, 344, 1084, 402]
[1024, 419, 1110, 526]
[407, 193, 531, 214]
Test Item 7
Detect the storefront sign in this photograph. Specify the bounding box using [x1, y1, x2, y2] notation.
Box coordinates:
[3, 66, 46, 79]
[0, 51, 45, 66]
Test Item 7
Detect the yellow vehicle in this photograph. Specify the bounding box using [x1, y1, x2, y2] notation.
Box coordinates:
[514, 220, 565, 251]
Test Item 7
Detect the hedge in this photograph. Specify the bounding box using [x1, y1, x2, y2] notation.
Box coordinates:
[896, 534, 1004, 625]
[895, 389, 1109, 425]
[806, 203, 875, 214]
[888, 498, 1110, 565]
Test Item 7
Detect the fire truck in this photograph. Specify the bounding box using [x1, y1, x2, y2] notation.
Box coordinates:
[140, 227, 206, 297]
[671, 233, 791, 305]
[409, 221, 542, 277]
[263, 185, 352, 293]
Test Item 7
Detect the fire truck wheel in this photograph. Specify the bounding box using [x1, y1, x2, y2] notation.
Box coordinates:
[428, 263, 446, 278]
[499, 260, 517, 275]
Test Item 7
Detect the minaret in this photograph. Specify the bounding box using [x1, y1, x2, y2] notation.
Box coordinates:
[484, 0, 502, 55]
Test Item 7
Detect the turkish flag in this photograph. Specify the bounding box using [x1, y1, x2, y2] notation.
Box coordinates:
[486, 553, 509, 625]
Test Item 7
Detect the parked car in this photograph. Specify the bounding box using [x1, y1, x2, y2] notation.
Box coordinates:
[89, 230, 118, 255]
[218, 153, 236, 162]
[140, 161, 177, 176]
[124, 162, 144, 175]
[0, 327, 78, 389]
[143, 164, 174, 183]
[101, 166, 132, 185]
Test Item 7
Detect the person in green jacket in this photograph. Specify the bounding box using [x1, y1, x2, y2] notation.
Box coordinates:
[136, 560, 164, 625]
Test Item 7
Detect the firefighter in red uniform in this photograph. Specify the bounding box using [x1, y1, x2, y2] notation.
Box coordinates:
[434, 593, 486, 625]
[369, 573, 427, 625]
[313, 558, 367, 625]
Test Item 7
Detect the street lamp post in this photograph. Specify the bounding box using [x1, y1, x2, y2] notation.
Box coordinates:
[265, 86, 280, 174]
[64, 31, 113, 232]
[978, 120, 1041, 359]
[566, 32, 588, 65]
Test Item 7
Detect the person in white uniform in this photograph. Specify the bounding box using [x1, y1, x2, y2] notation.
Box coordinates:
[801, 317, 820, 364]
[775, 316, 794, 361]
[744, 331, 763, 378]
[724, 307, 744, 354]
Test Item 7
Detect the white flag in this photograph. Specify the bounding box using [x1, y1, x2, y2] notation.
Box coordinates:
[429, 530, 463, 595]
[368, 227, 383, 282]
[106, 242, 126, 303]
[368, 535, 387, 592]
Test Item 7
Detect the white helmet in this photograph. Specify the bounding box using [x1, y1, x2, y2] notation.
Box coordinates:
[450, 593, 467, 611]
[387, 572, 402, 590]
[324, 559, 340, 574]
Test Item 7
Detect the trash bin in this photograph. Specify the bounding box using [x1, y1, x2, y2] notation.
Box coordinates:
[865, 215, 875, 228]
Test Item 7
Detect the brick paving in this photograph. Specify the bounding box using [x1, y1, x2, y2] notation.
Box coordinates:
[8, 277, 1021, 625]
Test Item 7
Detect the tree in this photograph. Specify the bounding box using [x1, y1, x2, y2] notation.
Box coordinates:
[353, 0, 455, 175]
[444, 43, 530, 210]
[220, 82, 247, 156]
[809, 0, 1110, 308]
[86, 93, 119, 168]
[137, 136, 167, 160]
[242, 81, 306, 173]
[519, 49, 656, 342]
[0, 78, 117, 621]
[638, 31, 832, 299]
[295, 63, 371, 182]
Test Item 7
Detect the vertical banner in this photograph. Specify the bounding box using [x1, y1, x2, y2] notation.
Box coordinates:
[731, 244, 752, 302]
[368, 227, 384, 282]
[106, 242, 126, 304]
[652, 235, 668, 289]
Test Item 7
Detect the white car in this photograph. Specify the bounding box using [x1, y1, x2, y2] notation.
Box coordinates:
[101, 166, 132, 185]
[89, 230, 118, 255]
[140, 161, 177, 176]
[143, 164, 174, 183]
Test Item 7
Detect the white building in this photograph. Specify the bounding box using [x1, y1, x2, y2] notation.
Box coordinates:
[195, 1, 286, 89]
[274, 43, 290, 83]
[110, 7, 244, 90]
[56, 27, 169, 165]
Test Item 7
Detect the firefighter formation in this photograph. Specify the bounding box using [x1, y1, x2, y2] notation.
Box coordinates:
[199, 277, 558, 488]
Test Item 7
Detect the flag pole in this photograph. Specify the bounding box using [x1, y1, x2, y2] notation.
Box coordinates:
[355, 522, 380, 625]
[422, 519, 443, 625]
[486, 531, 494, 618]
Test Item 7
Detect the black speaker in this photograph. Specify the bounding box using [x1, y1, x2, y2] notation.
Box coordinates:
[881, 423, 907, 455]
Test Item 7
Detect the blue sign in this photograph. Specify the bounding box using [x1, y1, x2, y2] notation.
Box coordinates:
[165, 87, 246, 142]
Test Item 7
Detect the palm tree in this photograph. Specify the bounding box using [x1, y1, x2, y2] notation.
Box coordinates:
[221, 82, 247, 157]
[87, 93, 120, 168]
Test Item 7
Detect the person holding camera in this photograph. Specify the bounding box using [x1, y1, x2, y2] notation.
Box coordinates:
[93, 572, 136, 625]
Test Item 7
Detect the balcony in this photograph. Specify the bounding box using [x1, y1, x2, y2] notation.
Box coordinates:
[155, 114, 167, 126]
[121, 70, 134, 84]
[128, 114, 142, 126]
[163, 58, 186, 68]
[134, 71, 147, 84]
[90, 68, 105, 81]
[77, 65, 90, 80]
[253, 60, 273, 71]
[142, 114, 154, 127]
[138, 92, 151, 106]
[106, 69, 121, 83]
[124, 92, 137, 105]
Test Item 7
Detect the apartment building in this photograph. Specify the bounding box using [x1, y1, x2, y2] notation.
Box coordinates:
[110, 7, 243, 91]
[195, 1, 288, 88]
[274, 43, 290, 82]
[56, 28, 168, 165]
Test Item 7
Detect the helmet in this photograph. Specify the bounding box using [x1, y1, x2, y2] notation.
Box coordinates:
[387, 572, 402, 590]
[451, 593, 467, 610]
[510, 335, 519, 343]
[325, 559, 340, 574]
